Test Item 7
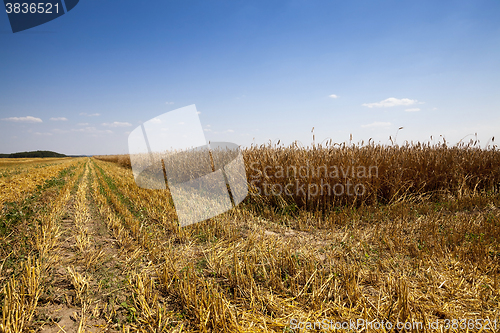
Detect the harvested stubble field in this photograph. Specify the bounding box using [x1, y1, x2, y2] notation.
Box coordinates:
[0, 141, 499, 332]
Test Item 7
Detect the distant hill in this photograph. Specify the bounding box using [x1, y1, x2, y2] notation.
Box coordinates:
[0, 150, 68, 158]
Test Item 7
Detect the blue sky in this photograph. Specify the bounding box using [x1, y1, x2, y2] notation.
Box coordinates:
[1, 0, 499, 155]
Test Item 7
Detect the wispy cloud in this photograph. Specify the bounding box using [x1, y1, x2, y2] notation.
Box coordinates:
[329, 94, 338, 99]
[1, 116, 42, 123]
[73, 127, 113, 134]
[165, 102, 174, 105]
[405, 108, 420, 112]
[361, 121, 392, 128]
[50, 117, 68, 121]
[77, 122, 89, 126]
[52, 129, 69, 134]
[102, 122, 132, 127]
[52, 127, 113, 135]
[34, 132, 52, 136]
[80, 112, 101, 117]
[203, 127, 234, 134]
[362, 98, 418, 108]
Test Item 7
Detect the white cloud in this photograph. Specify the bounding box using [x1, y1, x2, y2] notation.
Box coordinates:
[405, 108, 420, 112]
[329, 94, 338, 99]
[80, 112, 100, 117]
[77, 123, 89, 126]
[165, 102, 174, 105]
[102, 122, 132, 127]
[50, 117, 68, 121]
[149, 118, 162, 124]
[1, 116, 42, 123]
[196, 111, 201, 115]
[52, 129, 70, 134]
[73, 127, 113, 134]
[203, 128, 234, 134]
[362, 98, 418, 108]
[34, 132, 52, 136]
[361, 121, 392, 128]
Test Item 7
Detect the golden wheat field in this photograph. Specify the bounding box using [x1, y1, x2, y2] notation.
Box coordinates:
[0, 142, 499, 332]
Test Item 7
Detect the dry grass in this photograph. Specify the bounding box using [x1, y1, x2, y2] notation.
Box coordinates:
[0, 159, 83, 332]
[95, 139, 500, 211]
[243, 140, 500, 209]
[0, 157, 73, 166]
[90, 140, 499, 332]
[1, 141, 499, 332]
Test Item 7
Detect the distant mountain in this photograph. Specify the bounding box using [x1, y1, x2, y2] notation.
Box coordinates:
[0, 150, 68, 158]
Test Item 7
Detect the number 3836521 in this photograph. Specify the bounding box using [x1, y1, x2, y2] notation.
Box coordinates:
[5, 3, 59, 14]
